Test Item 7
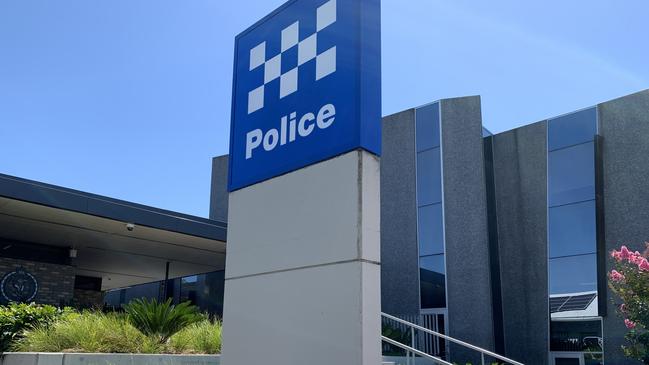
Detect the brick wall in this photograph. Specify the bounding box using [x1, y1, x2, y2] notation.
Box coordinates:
[73, 289, 104, 309]
[0, 257, 75, 306]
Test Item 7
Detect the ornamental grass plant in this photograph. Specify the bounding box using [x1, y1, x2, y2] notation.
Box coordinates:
[167, 319, 223, 354]
[13, 311, 160, 353]
[11, 308, 223, 354]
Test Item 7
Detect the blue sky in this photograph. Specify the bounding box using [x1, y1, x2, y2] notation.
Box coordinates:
[1, 0, 647, 217]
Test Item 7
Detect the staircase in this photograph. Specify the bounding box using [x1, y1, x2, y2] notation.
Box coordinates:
[381, 312, 524, 365]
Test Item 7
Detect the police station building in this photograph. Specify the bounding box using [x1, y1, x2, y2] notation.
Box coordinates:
[2, 0, 649, 363]
[2, 90, 649, 365]
[207, 89, 649, 365]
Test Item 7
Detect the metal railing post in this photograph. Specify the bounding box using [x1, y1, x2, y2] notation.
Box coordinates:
[481, 352, 485, 365]
[411, 326, 415, 365]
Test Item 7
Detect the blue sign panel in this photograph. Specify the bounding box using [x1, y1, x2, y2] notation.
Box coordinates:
[228, 0, 381, 191]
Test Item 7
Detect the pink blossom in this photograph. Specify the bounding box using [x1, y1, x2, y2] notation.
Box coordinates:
[639, 258, 649, 272]
[625, 319, 637, 329]
[620, 246, 632, 260]
[610, 270, 625, 282]
[631, 251, 643, 263]
[611, 250, 622, 262]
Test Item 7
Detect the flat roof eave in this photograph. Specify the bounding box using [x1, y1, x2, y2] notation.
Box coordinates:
[0, 173, 227, 242]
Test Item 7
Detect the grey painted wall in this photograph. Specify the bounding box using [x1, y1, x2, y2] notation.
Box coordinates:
[492, 121, 549, 365]
[380, 109, 420, 316]
[599, 89, 649, 365]
[440, 96, 495, 362]
[210, 155, 229, 222]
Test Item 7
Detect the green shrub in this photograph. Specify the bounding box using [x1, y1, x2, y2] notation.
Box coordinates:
[168, 319, 222, 354]
[14, 311, 160, 353]
[124, 298, 203, 344]
[0, 303, 68, 352]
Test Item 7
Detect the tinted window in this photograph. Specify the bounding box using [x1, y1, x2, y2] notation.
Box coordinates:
[180, 275, 198, 303]
[180, 271, 225, 316]
[548, 107, 597, 151]
[104, 290, 122, 307]
[420, 255, 446, 308]
[548, 142, 595, 206]
[415, 102, 440, 151]
[123, 281, 161, 304]
[549, 254, 597, 295]
[416, 147, 442, 206]
[551, 320, 602, 352]
[418, 203, 444, 256]
[549, 200, 597, 258]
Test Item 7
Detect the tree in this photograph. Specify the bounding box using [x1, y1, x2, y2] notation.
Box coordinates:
[609, 244, 649, 364]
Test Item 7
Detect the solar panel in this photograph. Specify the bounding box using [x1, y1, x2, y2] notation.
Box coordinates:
[550, 293, 597, 313]
[560, 293, 597, 311]
[549, 297, 568, 312]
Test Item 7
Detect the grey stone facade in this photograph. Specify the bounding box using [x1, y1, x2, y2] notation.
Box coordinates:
[491, 121, 549, 365]
[210, 155, 229, 222]
[599, 90, 649, 365]
[380, 108, 420, 316]
[0, 257, 75, 306]
[440, 96, 496, 362]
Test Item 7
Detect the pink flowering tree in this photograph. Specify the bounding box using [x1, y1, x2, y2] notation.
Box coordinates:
[609, 244, 649, 363]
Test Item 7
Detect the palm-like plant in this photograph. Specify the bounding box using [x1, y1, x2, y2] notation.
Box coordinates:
[124, 298, 203, 344]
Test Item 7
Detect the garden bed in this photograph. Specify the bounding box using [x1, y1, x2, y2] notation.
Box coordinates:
[1, 300, 222, 355]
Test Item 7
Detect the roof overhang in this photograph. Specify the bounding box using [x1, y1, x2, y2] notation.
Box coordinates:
[0, 174, 227, 290]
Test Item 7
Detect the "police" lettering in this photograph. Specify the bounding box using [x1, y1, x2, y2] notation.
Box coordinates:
[245, 103, 336, 159]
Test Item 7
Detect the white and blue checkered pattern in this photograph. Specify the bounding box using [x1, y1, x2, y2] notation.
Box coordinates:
[247, 0, 337, 114]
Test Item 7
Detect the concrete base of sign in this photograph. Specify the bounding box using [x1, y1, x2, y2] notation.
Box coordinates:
[221, 150, 381, 365]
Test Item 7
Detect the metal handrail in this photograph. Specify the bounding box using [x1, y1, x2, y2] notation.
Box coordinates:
[382, 312, 525, 365]
[382, 336, 453, 365]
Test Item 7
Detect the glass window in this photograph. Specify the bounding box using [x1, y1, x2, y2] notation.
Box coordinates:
[550, 320, 602, 352]
[420, 255, 446, 309]
[418, 203, 444, 256]
[103, 290, 122, 307]
[548, 142, 595, 206]
[416, 147, 442, 206]
[123, 281, 162, 304]
[180, 271, 225, 316]
[415, 102, 440, 151]
[548, 107, 597, 151]
[554, 359, 580, 365]
[549, 254, 597, 295]
[549, 200, 596, 259]
[584, 354, 604, 365]
[180, 276, 198, 303]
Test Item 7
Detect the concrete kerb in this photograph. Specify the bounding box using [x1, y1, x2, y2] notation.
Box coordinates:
[0, 353, 220, 365]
